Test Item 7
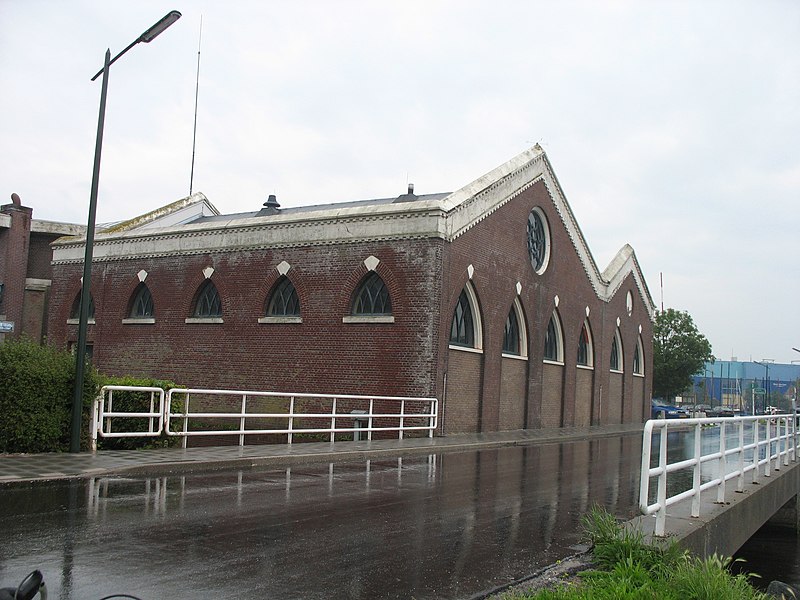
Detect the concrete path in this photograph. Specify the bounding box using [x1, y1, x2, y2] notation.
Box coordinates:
[0, 423, 644, 483]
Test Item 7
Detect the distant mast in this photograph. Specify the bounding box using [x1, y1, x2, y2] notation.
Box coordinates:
[189, 16, 203, 196]
[660, 272, 664, 313]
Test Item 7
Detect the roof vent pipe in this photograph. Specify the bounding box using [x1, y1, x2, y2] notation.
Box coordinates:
[263, 194, 280, 210]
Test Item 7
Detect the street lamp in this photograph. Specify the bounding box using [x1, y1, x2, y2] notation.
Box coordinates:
[70, 10, 181, 453]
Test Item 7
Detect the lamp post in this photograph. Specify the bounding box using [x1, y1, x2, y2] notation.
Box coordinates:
[70, 10, 181, 453]
[754, 360, 771, 415]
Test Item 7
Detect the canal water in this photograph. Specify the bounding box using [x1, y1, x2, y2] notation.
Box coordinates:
[733, 523, 800, 591]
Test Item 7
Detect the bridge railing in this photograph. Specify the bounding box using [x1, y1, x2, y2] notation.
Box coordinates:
[639, 413, 799, 536]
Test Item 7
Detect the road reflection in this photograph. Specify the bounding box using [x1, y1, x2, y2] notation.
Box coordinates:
[0, 435, 643, 599]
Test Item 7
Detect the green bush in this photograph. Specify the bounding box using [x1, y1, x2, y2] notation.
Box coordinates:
[96, 375, 182, 450]
[0, 338, 99, 453]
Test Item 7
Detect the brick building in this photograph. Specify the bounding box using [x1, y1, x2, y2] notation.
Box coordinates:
[47, 146, 655, 433]
[0, 193, 84, 344]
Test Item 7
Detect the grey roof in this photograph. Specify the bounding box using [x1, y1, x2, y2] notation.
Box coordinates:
[189, 192, 452, 225]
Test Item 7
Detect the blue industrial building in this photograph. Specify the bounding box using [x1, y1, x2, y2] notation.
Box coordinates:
[686, 360, 800, 413]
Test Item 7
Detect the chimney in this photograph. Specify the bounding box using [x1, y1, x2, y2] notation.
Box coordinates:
[393, 183, 418, 203]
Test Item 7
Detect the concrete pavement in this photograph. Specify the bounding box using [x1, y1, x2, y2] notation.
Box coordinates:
[0, 423, 644, 484]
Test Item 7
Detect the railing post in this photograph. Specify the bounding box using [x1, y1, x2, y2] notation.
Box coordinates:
[239, 394, 247, 447]
[182, 392, 190, 450]
[692, 422, 702, 517]
[752, 419, 760, 483]
[148, 391, 155, 435]
[90, 390, 101, 452]
[765, 420, 771, 477]
[737, 420, 745, 493]
[429, 399, 436, 438]
[638, 422, 652, 518]
[783, 417, 790, 466]
[330, 397, 337, 443]
[399, 399, 405, 440]
[716, 421, 726, 503]
[288, 396, 295, 445]
[106, 389, 114, 436]
[655, 425, 668, 536]
[368, 398, 374, 441]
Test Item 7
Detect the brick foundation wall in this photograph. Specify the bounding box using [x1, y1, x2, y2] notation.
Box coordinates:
[444, 348, 482, 434]
[499, 357, 526, 430]
[632, 376, 645, 422]
[607, 373, 623, 424]
[575, 368, 593, 427]
[541, 363, 564, 428]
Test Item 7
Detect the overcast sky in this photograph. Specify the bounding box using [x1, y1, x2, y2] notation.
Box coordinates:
[1, 1, 798, 364]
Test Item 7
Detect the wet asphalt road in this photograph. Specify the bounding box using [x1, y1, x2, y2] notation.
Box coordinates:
[0, 435, 643, 599]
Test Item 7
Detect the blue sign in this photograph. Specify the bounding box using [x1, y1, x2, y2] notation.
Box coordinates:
[0, 321, 14, 333]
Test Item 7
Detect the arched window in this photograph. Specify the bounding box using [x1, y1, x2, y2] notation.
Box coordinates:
[266, 276, 300, 317]
[352, 272, 391, 315]
[450, 290, 474, 347]
[70, 292, 94, 320]
[450, 284, 482, 350]
[503, 308, 520, 355]
[543, 311, 563, 363]
[610, 329, 623, 372]
[193, 280, 222, 317]
[129, 284, 154, 318]
[577, 320, 593, 367]
[502, 298, 527, 358]
[633, 336, 644, 375]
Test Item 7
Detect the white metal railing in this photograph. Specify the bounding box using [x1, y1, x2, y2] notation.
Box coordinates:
[639, 413, 800, 536]
[91, 387, 438, 450]
[164, 389, 438, 448]
[91, 386, 166, 450]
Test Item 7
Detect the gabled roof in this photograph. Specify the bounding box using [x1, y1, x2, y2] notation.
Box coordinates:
[442, 145, 656, 318]
[50, 146, 655, 318]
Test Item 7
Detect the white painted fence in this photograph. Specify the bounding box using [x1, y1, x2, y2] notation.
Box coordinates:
[91, 386, 437, 450]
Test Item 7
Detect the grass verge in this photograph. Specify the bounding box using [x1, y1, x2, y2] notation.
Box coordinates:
[499, 505, 769, 600]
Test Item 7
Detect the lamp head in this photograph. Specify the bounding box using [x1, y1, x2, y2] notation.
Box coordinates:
[140, 10, 182, 43]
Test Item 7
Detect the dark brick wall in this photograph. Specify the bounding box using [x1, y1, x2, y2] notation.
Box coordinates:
[607, 373, 623, 424]
[444, 348, 482, 433]
[575, 368, 593, 426]
[439, 179, 653, 431]
[21, 287, 47, 342]
[49, 239, 445, 399]
[541, 364, 564, 427]
[499, 358, 526, 430]
[0, 204, 32, 338]
[27, 233, 60, 280]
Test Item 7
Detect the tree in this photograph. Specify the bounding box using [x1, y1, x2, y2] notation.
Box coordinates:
[653, 308, 713, 401]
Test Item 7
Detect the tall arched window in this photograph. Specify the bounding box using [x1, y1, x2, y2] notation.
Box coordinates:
[449, 283, 482, 350]
[633, 336, 644, 375]
[193, 280, 222, 317]
[577, 320, 593, 367]
[610, 329, 623, 372]
[70, 292, 95, 320]
[267, 276, 300, 317]
[352, 272, 391, 315]
[129, 283, 154, 318]
[543, 311, 563, 363]
[503, 308, 520, 355]
[502, 298, 527, 358]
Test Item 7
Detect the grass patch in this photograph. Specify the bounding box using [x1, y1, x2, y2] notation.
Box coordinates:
[499, 505, 768, 600]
